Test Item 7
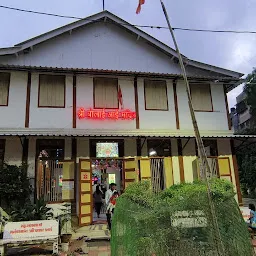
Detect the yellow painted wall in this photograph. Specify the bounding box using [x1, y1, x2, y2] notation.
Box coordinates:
[182, 139, 197, 183]
[164, 157, 173, 188]
[217, 139, 238, 201]
[171, 139, 180, 184]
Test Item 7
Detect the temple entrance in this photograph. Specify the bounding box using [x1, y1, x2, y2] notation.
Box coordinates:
[78, 157, 137, 226]
[91, 158, 124, 223]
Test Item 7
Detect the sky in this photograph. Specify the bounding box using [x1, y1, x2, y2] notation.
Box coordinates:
[0, 0, 255, 108]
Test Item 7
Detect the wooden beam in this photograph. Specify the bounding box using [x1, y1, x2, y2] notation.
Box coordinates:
[177, 139, 184, 182]
[73, 75, 77, 128]
[224, 85, 232, 130]
[25, 72, 31, 128]
[173, 80, 180, 129]
[134, 77, 140, 129]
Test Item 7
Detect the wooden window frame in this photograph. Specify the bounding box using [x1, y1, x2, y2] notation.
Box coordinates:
[38, 74, 66, 108]
[144, 79, 169, 111]
[190, 83, 213, 112]
[0, 72, 10, 107]
[93, 77, 119, 109]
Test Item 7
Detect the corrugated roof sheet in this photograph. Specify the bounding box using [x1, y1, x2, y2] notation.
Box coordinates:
[0, 64, 242, 92]
[0, 129, 255, 138]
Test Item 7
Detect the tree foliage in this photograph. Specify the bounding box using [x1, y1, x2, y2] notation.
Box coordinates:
[243, 68, 256, 130]
[0, 163, 32, 212]
[234, 69, 256, 197]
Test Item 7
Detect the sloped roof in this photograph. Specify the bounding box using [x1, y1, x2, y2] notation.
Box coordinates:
[0, 64, 242, 92]
[0, 10, 243, 78]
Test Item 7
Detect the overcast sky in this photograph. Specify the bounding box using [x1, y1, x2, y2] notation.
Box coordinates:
[0, 0, 255, 108]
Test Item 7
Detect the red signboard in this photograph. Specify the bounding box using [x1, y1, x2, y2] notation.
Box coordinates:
[77, 108, 136, 120]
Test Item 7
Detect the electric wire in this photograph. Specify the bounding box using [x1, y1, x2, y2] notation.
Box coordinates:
[1, 5, 256, 34]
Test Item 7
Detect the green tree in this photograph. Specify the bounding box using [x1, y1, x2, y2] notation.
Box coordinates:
[237, 147, 256, 197]
[243, 68, 256, 132]
[0, 163, 32, 212]
[235, 69, 256, 197]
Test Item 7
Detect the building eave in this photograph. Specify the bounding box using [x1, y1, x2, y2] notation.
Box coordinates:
[0, 64, 242, 92]
[0, 128, 255, 138]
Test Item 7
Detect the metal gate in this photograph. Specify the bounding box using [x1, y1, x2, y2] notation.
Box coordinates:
[36, 160, 75, 202]
[150, 158, 165, 193]
[36, 160, 63, 202]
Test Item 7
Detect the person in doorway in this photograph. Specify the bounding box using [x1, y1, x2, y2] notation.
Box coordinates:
[93, 185, 103, 218]
[105, 183, 117, 230]
[106, 191, 119, 230]
[107, 191, 119, 214]
[105, 183, 117, 206]
[93, 180, 101, 194]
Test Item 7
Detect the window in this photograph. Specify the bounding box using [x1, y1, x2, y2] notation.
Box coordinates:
[0, 73, 10, 106]
[144, 80, 168, 110]
[39, 74, 65, 107]
[0, 139, 5, 164]
[94, 78, 118, 109]
[190, 83, 213, 112]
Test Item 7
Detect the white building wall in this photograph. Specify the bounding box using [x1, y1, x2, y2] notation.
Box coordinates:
[0, 71, 232, 133]
[29, 73, 73, 129]
[0, 23, 182, 74]
[138, 79, 176, 130]
[177, 81, 229, 131]
[0, 71, 27, 128]
[76, 75, 136, 130]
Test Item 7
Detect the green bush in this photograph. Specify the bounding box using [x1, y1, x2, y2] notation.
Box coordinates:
[111, 179, 254, 256]
[10, 197, 53, 222]
[0, 163, 32, 212]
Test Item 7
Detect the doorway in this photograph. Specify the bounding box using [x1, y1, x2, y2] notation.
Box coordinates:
[91, 158, 124, 223]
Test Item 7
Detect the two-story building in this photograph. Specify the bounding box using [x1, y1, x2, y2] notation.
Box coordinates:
[0, 11, 250, 225]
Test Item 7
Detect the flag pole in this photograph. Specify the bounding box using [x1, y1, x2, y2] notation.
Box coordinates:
[158, 0, 225, 255]
[103, 0, 105, 11]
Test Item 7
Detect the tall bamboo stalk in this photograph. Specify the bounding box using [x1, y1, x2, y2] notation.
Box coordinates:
[158, 0, 225, 254]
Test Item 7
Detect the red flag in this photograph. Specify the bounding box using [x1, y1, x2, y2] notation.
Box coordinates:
[118, 85, 123, 109]
[136, 0, 145, 14]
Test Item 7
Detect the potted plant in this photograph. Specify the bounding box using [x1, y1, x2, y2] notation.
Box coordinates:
[58, 203, 73, 243]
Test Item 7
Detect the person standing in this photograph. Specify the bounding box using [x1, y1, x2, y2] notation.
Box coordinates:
[93, 185, 103, 218]
[105, 183, 116, 230]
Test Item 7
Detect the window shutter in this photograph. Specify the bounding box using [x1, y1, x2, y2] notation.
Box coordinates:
[94, 78, 118, 108]
[0, 73, 10, 106]
[145, 80, 168, 110]
[39, 75, 65, 107]
[190, 83, 212, 111]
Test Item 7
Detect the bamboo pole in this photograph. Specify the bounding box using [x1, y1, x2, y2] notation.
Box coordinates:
[158, 0, 225, 255]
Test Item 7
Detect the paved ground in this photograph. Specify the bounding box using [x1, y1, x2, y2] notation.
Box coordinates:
[72, 224, 110, 241]
[6, 240, 111, 255]
[87, 241, 111, 256]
